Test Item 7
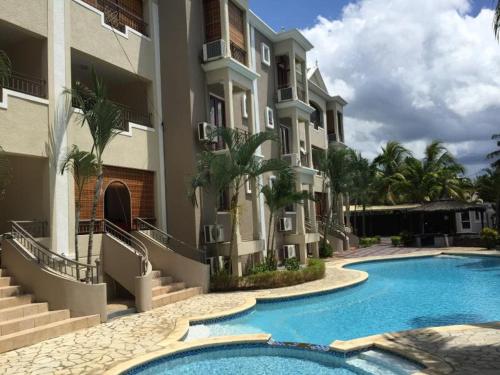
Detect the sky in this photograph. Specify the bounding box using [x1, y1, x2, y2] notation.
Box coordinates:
[250, 0, 500, 177]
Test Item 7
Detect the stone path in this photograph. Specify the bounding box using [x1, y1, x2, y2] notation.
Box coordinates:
[334, 243, 431, 259]
[1, 250, 499, 374]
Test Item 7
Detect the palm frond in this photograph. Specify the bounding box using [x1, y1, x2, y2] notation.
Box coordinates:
[60, 146, 98, 192]
[495, 0, 500, 40]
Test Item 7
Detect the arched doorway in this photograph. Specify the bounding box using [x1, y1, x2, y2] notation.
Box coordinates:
[104, 181, 131, 231]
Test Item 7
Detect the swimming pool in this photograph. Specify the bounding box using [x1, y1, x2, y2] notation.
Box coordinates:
[186, 256, 500, 344]
[123, 343, 422, 375]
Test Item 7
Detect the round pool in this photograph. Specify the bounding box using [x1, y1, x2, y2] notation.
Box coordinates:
[121, 343, 422, 375]
[187, 255, 500, 344]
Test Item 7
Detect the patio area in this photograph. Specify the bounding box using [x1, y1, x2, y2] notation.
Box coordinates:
[0, 248, 499, 374]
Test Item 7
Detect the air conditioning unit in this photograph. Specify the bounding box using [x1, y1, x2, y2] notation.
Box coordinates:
[282, 245, 296, 259]
[203, 39, 226, 62]
[198, 122, 216, 142]
[278, 217, 292, 232]
[204, 225, 224, 244]
[277, 86, 294, 102]
[208, 256, 225, 275]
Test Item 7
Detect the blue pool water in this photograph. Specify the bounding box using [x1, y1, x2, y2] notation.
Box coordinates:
[124, 344, 422, 375]
[187, 256, 500, 344]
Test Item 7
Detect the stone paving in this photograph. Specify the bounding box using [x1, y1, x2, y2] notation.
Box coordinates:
[0, 249, 499, 374]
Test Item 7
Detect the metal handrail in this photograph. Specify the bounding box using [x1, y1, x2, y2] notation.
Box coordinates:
[10, 221, 99, 284]
[304, 218, 318, 233]
[103, 219, 148, 275]
[135, 218, 207, 264]
[1, 71, 46, 99]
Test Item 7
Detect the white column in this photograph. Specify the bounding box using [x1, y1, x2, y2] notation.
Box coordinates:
[290, 52, 297, 99]
[223, 79, 234, 129]
[220, 0, 231, 58]
[305, 120, 313, 168]
[291, 111, 300, 155]
[48, 0, 70, 255]
[151, 0, 167, 231]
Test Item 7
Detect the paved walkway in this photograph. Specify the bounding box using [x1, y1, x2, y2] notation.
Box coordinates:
[0, 249, 499, 374]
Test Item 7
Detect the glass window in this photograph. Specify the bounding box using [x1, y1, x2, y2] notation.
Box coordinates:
[261, 43, 271, 66]
[280, 125, 290, 155]
[461, 211, 471, 229]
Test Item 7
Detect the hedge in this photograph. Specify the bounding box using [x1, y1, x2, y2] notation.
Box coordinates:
[359, 237, 381, 248]
[210, 258, 326, 292]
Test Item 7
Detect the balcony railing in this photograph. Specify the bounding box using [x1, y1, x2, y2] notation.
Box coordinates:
[72, 98, 152, 130]
[0, 71, 46, 99]
[230, 42, 247, 65]
[328, 133, 338, 143]
[82, 0, 148, 36]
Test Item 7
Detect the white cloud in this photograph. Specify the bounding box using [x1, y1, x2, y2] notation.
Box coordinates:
[302, 0, 500, 175]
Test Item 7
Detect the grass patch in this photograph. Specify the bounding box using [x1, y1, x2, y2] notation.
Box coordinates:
[210, 258, 326, 292]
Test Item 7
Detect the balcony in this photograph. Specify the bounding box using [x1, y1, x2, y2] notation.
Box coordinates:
[230, 42, 246, 65]
[1, 72, 46, 100]
[81, 0, 148, 36]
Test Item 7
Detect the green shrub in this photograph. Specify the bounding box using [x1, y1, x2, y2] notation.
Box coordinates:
[391, 236, 402, 246]
[360, 237, 379, 247]
[481, 227, 499, 250]
[284, 257, 300, 271]
[319, 242, 333, 258]
[210, 259, 326, 292]
[400, 231, 413, 247]
[374, 235, 381, 243]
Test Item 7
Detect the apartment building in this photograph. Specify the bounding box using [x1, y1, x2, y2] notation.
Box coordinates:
[159, 0, 347, 276]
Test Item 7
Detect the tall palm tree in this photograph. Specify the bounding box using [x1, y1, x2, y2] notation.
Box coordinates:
[318, 146, 354, 250]
[487, 134, 500, 169]
[373, 141, 410, 204]
[350, 152, 376, 236]
[494, 0, 500, 40]
[68, 69, 122, 281]
[189, 128, 286, 275]
[261, 168, 311, 266]
[60, 146, 97, 279]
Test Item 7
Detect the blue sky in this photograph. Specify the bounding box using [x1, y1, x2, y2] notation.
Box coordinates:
[250, 0, 496, 30]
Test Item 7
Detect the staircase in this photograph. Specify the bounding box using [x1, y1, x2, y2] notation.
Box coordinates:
[0, 267, 100, 353]
[151, 269, 202, 309]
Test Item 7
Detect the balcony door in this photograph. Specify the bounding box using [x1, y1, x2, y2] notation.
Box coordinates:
[280, 125, 290, 155]
[209, 95, 226, 149]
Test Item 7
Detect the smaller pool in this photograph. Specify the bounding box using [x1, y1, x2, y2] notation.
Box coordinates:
[122, 343, 422, 375]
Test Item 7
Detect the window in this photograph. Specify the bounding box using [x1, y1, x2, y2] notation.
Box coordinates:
[203, 0, 222, 43]
[241, 94, 248, 119]
[280, 125, 290, 155]
[337, 111, 344, 142]
[461, 211, 471, 230]
[310, 102, 323, 130]
[245, 175, 252, 194]
[261, 43, 271, 66]
[269, 175, 276, 188]
[265, 107, 274, 129]
[474, 211, 481, 222]
[218, 189, 230, 212]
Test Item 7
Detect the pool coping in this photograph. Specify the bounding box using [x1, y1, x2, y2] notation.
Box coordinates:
[107, 248, 500, 375]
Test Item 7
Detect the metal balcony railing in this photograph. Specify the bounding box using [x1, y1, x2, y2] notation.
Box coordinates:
[230, 42, 247, 65]
[10, 221, 100, 283]
[82, 0, 148, 36]
[0, 71, 46, 99]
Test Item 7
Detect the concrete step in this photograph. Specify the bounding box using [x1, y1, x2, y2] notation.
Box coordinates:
[152, 282, 186, 297]
[0, 315, 101, 353]
[0, 303, 49, 322]
[0, 269, 8, 277]
[151, 270, 162, 279]
[0, 295, 33, 310]
[152, 287, 202, 309]
[151, 276, 174, 287]
[0, 286, 22, 298]
[0, 277, 12, 287]
[0, 310, 70, 336]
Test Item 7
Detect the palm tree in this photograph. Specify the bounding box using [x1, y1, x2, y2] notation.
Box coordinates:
[189, 128, 286, 275]
[68, 69, 122, 281]
[60, 146, 97, 279]
[318, 146, 354, 250]
[494, 0, 500, 40]
[350, 152, 376, 237]
[475, 168, 500, 230]
[487, 134, 500, 169]
[373, 141, 410, 204]
[261, 168, 311, 266]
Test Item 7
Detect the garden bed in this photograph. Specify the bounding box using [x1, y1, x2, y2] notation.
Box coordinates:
[210, 259, 326, 292]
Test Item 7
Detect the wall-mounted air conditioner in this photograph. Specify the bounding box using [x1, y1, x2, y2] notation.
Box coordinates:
[278, 217, 292, 232]
[282, 245, 296, 259]
[204, 225, 224, 244]
[198, 122, 216, 142]
[277, 86, 294, 102]
[203, 39, 226, 62]
[282, 153, 301, 167]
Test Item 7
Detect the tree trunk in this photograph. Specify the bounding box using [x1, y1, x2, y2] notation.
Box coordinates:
[229, 192, 240, 276]
[496, 199, 500, 231]
[362, 203, 366, 237]
[86, 172, 103, 282]
[353, 200, 358, 236]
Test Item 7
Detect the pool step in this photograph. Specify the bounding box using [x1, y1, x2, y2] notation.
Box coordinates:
[348, 350, 422, 375]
